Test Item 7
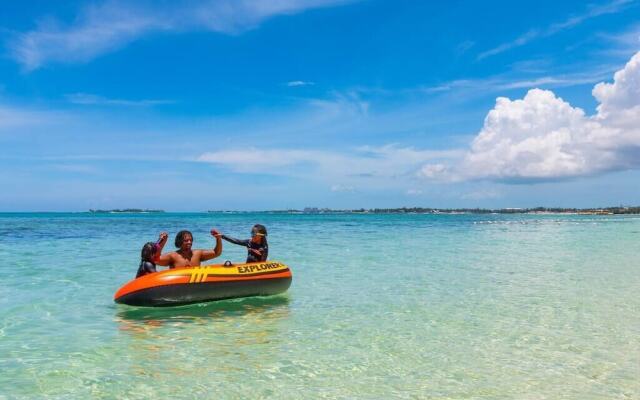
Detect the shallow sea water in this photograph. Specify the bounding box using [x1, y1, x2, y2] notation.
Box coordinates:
[0, 212, 639, 399]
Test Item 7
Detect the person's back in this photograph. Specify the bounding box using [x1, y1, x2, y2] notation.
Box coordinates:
[136, 258, 156, 278]
[136, 232, 168, 278]
[136, 242, 158, 278]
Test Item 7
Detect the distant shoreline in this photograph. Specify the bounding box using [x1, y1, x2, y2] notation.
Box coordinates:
[88, 209, 165, 213]
[2, 207, 639, 214]
[205, 206, 640, 215]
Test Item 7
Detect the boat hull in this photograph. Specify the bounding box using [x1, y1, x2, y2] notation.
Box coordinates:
[114, 261, 292, 307]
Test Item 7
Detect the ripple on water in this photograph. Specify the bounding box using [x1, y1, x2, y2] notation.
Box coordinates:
[0, 213, 639, 398]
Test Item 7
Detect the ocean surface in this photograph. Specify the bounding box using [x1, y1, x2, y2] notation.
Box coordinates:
[0, 212, 639, 399]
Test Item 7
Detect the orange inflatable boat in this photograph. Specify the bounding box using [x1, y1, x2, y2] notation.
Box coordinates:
[114, 261, 292, 307]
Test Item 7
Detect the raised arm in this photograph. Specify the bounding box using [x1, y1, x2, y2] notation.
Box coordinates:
[156, 232, 168, 252]
[200, 229, 223, 261]
[154, 232, 173, 266]
[221, 234, 250, 247]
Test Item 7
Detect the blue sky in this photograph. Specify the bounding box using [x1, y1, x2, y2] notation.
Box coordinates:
[1, 0, 639, 211]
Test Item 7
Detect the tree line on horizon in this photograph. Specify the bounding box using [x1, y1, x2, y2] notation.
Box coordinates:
[294, 206, 640, 214]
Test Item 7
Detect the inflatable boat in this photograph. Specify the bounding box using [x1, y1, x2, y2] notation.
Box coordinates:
[114, 261, 292, 307]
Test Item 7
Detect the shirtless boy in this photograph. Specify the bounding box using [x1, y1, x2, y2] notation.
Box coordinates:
[157, 229, 223, 268]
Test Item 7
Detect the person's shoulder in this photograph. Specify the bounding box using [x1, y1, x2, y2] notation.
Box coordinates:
[159, 250, 176, 258]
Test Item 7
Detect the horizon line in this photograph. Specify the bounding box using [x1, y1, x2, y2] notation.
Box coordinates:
[1, 205, 639, 214]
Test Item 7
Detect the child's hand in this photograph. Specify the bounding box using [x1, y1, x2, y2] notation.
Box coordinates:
[211, 229, 222, 238]
[159, 232, 168, 242]
[249, 249, 262, 256]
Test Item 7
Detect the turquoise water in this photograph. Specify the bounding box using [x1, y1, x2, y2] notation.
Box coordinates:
[0, 212, 639, 399]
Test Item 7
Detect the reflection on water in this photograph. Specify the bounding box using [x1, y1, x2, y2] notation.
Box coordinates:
[115, 295, 291, 333]
[110, 294, 294, 391]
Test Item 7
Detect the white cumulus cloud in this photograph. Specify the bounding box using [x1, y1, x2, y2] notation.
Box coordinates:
[421, 50, 640, 182]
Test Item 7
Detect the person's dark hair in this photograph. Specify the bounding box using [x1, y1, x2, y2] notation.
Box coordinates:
[141, 242, 156, 262]
[175, 230, 193, 248]
[253, 224, 267, 236]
